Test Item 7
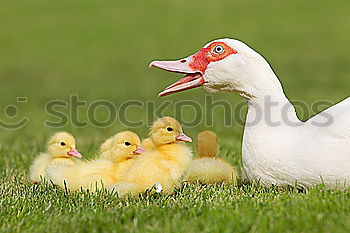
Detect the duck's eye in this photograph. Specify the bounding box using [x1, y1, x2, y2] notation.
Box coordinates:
[213, 45, 224, 54]
[124, 142, 131, 146]
[167, 127, 173, 132]
[60, 142, 66, 146]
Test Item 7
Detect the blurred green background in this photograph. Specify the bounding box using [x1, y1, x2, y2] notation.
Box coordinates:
[1, 0, 350, 232]
[1, 0, 350, 139]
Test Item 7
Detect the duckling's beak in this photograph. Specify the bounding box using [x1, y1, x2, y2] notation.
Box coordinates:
[67, 148, 83, 158]
[176, 133, 192, 142]
[133, 145, 145, 155]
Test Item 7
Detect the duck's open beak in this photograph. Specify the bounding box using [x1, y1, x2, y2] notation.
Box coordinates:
[67, 148, 83, 158]
[176, 133, 192, 143]
[149, 57, 205, 97]
[133, 145, 145, 155]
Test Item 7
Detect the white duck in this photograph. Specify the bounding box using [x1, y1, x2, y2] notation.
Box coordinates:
[149, 38, 350, 189]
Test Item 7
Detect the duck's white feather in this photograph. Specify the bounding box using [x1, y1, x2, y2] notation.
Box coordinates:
[153, 38, 350, 189]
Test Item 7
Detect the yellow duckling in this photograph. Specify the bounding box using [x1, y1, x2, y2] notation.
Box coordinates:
[99, 131, 145, 181]
[108, 117, 193, 197]
[46, 131, 144, 191]
[196, 130, 219, 158]
[29, 132, 82, 183]
[99, 131, 144, 163]
[185, 130, 237, 184]
[141, 137, 155, 151]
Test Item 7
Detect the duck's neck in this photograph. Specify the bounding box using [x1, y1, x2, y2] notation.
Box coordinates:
[234, 58, 284, 99]
[238, 69, 301, 184]
[234, 59, 300, 125]
[246, 92, 300, 129]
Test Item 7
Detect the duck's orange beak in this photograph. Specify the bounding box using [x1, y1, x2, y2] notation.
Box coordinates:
[67, 148, 83, 158]
[133, 145, 145, 155]
[176, 133, 192, 143]
[149, 57, 205, 97]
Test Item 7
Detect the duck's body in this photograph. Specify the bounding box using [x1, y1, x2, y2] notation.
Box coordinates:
[150, 38, 350, 188]
[243, 95, 350, 188]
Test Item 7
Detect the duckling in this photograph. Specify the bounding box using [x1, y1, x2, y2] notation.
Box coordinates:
[98, 131, 145, 181]
[108, 117, 192, 197]
[197, 130, 219, 158]
[185, 130, 237, 184]
[141, 137, 155, 151]
[99, 131, 144, 163]
[29, 132, 82, 183]
[45, 131, 144, 191]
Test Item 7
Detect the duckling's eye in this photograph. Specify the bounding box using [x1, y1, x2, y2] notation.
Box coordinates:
[60, 142, 66, 146]
[167, 127, 173, 132]
[124, 142, 131, 146]
[213, 45, 224, 54]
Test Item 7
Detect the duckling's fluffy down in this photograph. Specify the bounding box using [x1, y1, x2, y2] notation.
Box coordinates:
[185, 158, 237, 184]
[45, 159, 116, 191]
[109, 143, 192, 196]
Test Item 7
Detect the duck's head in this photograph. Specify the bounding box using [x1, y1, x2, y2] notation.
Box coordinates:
[150, 38, 281, 99]
[100, 131, 145, 159]
[47, 132, 83, 159]
[149, 117, 192, 146]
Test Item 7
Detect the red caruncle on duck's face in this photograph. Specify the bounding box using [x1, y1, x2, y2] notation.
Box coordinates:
[149, 41, 238, 97]
[189, 42, 238, 74]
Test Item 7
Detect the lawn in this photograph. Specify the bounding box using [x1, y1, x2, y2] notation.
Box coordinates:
[1, 0, 350, 232]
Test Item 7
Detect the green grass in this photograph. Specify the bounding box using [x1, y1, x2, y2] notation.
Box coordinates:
[1, 0, 350, 232]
